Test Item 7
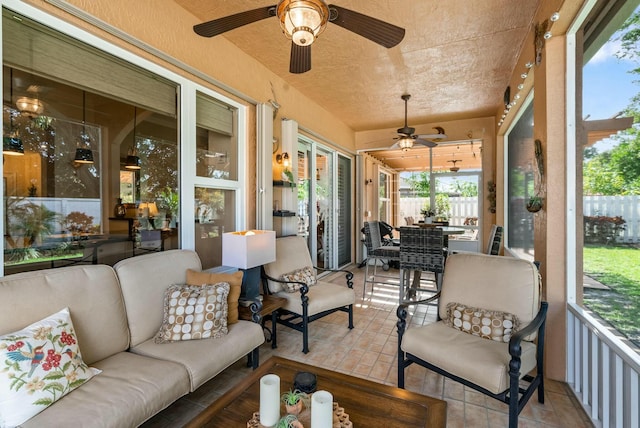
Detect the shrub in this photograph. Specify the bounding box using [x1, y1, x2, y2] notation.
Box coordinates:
[584, 215, 626, 245]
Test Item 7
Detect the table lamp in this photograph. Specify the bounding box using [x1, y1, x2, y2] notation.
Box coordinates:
[222, 230, 276, 306]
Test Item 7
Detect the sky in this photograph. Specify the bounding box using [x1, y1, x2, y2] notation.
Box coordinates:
[583, 24, 639, 151]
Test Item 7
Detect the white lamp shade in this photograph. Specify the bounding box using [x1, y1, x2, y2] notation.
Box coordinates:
[222, 230, 276, 269]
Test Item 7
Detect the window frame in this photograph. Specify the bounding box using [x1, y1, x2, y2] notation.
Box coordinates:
[1, 0, 247, 274]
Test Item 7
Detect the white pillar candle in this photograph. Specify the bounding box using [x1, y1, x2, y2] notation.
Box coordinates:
[259, 374, 280, 427]
[311, 390, 333, 428]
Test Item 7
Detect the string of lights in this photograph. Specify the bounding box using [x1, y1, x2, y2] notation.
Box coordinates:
[498, 11, 560, 128]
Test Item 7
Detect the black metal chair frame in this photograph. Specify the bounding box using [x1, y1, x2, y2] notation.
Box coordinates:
[396, 283, 548, 428]
[261, 267, 354, 354]
[486, 224, 504, 255]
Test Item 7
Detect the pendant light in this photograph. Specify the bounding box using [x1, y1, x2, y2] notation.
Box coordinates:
[125, 106, 141, 170]
[3, 69, 24, 156]
[74, 91, 94, 164]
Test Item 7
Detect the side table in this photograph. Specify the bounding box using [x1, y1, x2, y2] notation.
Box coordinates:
[239, 295, 287, 348]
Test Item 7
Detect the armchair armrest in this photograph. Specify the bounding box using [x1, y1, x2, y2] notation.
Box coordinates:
[396, 291, 441, 341]
[508, 301, 548, 358]
[315, 266, 354, 289]
[261, 271, 310, 297]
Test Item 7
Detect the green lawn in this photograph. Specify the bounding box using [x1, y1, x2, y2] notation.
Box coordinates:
[583, 245, 640, 347]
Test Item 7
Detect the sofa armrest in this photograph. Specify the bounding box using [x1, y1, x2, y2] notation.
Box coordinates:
[247, 298, 263, 324]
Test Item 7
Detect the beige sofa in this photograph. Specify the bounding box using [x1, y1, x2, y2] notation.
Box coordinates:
[0, 250, 265, 427]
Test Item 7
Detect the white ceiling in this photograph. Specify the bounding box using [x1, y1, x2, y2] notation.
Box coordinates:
[174, 0, 541, 148]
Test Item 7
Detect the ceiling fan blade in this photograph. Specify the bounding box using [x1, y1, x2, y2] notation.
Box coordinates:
[414, 138, 438, 148]
[389, 142, 401, 150]
[290, 42, 311, 74]
[328, 5, 405, 48]
[194, 6, 276, 38]
[416, 133, 448, 140]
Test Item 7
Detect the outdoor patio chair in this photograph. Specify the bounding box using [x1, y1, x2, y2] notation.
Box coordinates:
[362, 221, 401, 299]
[262, 235, 355, 353]
[486, 224, 504, 255]
[397, 252, 548, 428]
[398, 226, 445, 303]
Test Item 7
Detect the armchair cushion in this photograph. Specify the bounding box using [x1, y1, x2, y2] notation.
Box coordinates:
[445, 302, 519, 342]
[439, 253, 540, 338]
[274, 280, 355, 316]
[401, 321, 537, 395]
[263, 236, 315, 294]
[281, 266, 317, 292]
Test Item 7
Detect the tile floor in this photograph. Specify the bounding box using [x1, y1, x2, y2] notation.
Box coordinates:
[142, 265, 594, 427]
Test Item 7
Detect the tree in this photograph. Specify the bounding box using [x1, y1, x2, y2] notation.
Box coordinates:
[403, 172, 430, 197]
[453, 181, 478, 197]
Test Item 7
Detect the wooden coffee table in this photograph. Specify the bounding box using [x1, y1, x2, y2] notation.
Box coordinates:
[185, 356, 446, 427]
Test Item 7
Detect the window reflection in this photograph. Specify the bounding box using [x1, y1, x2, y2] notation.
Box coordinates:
[2, 66, 179, 273]
[194, 187, 235, 269]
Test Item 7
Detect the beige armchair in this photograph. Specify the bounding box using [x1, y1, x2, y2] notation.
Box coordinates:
[397, 252, 548, 428]
[262, 236, 355, 353]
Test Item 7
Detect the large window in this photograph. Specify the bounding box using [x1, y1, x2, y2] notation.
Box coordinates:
[506, 101, 535, 260]
[2, 7, 244, 274]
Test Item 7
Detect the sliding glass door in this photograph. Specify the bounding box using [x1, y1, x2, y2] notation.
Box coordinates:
[296, 138, 352, 268]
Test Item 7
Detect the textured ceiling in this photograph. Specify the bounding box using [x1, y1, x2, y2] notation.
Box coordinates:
[174, 0, 541, 134]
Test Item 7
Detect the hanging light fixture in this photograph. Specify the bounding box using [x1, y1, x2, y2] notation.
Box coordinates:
[397, 137, 415, 152]
[125, 106, 141, 170]
[277, 0, 329, 46]
[448, 159, 462, 172]
[74, 91, 94, 164]
[16, 96, 44, 116]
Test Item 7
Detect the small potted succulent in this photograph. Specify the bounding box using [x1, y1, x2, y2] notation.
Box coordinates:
[281, 389, 309, 416]
[277, 414, 304, 428]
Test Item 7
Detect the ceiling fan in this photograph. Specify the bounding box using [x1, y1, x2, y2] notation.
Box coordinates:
[448, 159, 462, 172]
[193, 0, 405, 74]
[390, 94, 447, 151]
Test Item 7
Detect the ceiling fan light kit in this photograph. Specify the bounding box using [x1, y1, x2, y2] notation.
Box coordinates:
[278, 0, 329, 47]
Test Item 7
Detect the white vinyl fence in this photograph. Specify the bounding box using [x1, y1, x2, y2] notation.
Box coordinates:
[398, 197, 478, 226]
[399, 195, 640, 242]
[584, 195, 640, 244]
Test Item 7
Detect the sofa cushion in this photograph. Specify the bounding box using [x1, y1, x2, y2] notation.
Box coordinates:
[401, 321, 537, 395]
[19, 352, 190, 428]
[155, 283, 230, 343]
[114, 250, 202, 347]
[0, 265, 129, 365]
[186, 269, 243, 324]
[281, 266, 316, 292]
[131, 320, 265, 391]
[445, 302, 519, 342]
[0, 308, 100, 427]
